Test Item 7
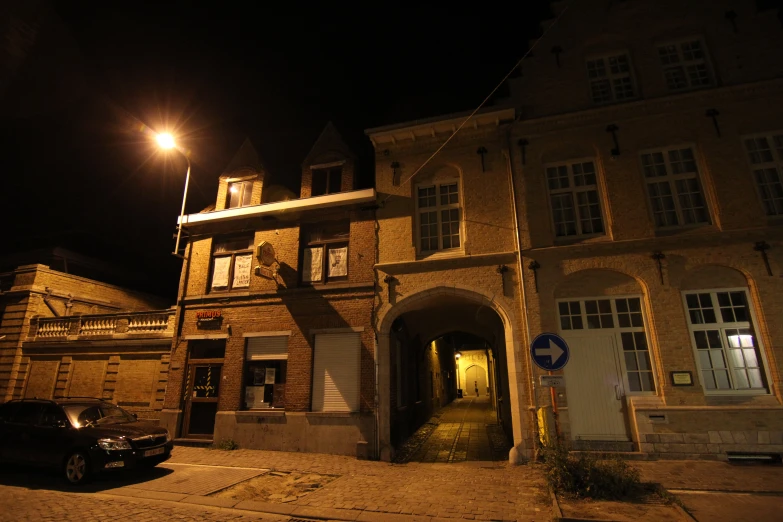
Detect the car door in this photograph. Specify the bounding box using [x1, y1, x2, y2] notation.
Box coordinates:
[5, 402, 45, 464]
[31, 404, 71, 466]
[0, 402, 22, 462]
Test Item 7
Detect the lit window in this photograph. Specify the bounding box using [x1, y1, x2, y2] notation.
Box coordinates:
[416, 181, 461, 254]
[546, 160, 605, 238]
[684, 290, 768, 393]
[244, 336, 288, 410]
[658, 39, 713, 91]
[640, 147, 710, 228]
[586, 52, 636, 104]
[210, 235, 254, 292]
[742, 133, 783, 216]
[227, 181, 253, 209]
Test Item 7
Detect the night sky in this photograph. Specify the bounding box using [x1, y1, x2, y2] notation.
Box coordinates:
[1, 1, 552, 298]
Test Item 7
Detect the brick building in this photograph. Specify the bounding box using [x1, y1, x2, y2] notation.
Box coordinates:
[0, 249, 175, 419]
[368, 0, 783, 461]
[160, 124, 378, 457]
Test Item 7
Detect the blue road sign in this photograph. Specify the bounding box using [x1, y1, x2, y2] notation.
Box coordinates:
[530, 333, 570, 371]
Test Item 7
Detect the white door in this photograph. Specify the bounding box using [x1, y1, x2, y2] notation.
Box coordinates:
[562, 333, 628, 441]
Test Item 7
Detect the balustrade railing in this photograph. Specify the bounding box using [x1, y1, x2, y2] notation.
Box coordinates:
[32, 310, 174, 340]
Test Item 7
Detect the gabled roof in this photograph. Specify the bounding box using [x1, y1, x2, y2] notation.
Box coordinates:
[301, 122, 356, 167]
[222, 137, 264, 174]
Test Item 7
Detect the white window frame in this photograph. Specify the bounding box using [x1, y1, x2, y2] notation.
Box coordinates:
[639, 145, 711, 229]
[556, 294, 657, 395]
[741, 131, 783, 217]
[682, 288, 772, 396]
[657, 37, 714, 92]
[226, 180, 254, 209]
[585, 51, 638, 104]
[414, 178, 463, 255]
[544, 158, 606, 239]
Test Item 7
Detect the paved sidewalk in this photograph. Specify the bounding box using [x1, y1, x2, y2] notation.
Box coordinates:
[633, 460, 783, 522]
[167, 446, 550, 521]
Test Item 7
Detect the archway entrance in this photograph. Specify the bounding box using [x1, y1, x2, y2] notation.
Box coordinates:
[378, 287, 521, 463]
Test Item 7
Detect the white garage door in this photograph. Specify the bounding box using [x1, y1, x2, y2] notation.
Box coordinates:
[312, 332, 361, 412]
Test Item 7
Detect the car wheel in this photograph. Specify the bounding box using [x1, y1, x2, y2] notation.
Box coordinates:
[63, 451, 90, 485]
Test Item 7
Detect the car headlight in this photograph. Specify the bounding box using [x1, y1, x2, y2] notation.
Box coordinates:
[98, 438, 132, 451]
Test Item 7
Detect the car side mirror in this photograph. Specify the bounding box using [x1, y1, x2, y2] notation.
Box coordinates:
[132, 413, 138, 420]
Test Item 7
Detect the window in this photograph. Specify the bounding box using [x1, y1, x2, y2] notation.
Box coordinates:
[684, 290, 768, 393]
[546, 160, 605, 238]
[640, 147, 710, 228]
[244, 336, 288, 409]
[311, 332, 360, 412]
[743, 134, 783, 216]
[658, 39, 713, 91]
[558, 297, 654, 392]
[416, 181, 461, 253]
[311, 167, 342, 196]
[211, 235, 254, 291]
[301, 221, 349, 284]
[586, 52, 636, 104]
[227, 181, 253, 209]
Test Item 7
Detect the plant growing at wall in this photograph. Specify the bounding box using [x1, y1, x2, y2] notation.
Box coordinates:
[211, 438, 240, 451]
[540, 442, 641, 500]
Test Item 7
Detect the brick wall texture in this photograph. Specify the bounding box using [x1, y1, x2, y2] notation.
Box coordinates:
[368, 0, 783, 459]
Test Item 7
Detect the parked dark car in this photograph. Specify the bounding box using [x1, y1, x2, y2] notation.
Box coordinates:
[0, 398, 173, 484]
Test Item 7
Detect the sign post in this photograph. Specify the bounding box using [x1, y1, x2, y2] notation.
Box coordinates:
[530, 333, 570, 442]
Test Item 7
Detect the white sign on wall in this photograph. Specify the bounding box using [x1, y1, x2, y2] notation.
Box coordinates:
[211, 256, 231, 288]
[232, 254, 252, 288]
[303, 247, 323, 282]
[328, 247, 348, 277]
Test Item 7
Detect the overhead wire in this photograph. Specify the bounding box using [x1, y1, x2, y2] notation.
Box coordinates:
[383, 2, 572, 201]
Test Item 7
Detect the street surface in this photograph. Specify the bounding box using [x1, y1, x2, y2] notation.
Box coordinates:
[0, 399, 780, 521]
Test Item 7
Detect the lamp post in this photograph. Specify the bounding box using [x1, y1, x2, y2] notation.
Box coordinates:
[455, 352, 462, 397]
[156, 133, 191, 257]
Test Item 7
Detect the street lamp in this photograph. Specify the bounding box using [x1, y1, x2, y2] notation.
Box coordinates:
[156, 133, 191, 257]
[455, 351, 462, 396]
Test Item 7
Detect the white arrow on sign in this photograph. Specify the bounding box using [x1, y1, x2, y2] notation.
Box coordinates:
[534, 339, 564, 363]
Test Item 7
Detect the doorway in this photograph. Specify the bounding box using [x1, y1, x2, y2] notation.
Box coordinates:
[182, 339, 225, 439]
[557, 295, 656, 443]
[465, 364, 488, 398]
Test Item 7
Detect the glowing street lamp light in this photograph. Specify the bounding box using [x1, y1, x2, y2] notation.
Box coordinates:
[156, 132, 191, 257]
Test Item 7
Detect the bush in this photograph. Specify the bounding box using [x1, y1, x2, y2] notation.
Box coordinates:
[211, 438, 239, 451]
[540, 442, 641, 500]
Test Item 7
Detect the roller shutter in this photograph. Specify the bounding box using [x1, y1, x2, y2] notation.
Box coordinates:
[311, 332, 360, 412]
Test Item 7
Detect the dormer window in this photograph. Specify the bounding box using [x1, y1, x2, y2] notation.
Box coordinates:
[227, 181, 253, 209]
[311, 167, 342, 196]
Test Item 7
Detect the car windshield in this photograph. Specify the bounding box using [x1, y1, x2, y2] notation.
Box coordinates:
[63, 404, 135, 428]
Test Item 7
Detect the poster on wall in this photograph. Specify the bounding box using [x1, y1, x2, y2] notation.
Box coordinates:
[232, 254, 252, 288]
[211, 257, 231, 288]
[302, 247, 323, 282]
[272, 383, 285, 408]
[245, 386, 268, 409]
[328, 247, 348, 277]
[264, 368, 276, 384]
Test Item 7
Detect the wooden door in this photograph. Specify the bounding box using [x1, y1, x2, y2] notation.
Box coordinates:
[182, 363, 222, 438]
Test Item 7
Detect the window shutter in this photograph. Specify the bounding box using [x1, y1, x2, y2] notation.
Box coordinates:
[246, 336, 289, 361]
[312, 333, 360, 412]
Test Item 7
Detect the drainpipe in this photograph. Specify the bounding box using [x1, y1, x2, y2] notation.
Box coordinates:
[503, 127, 538, 459]
[43, 288, 60, 317]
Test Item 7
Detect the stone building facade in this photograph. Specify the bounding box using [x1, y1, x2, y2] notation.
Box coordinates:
[0, 254, 174, 419]
[160, 124, 378, 457]
[369, 0, 783, 460]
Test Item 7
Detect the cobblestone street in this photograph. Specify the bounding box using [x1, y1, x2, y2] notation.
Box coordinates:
[398, 398, 511, 463]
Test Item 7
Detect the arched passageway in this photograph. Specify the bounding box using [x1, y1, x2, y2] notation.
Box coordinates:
[378, 286, 522, 463]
